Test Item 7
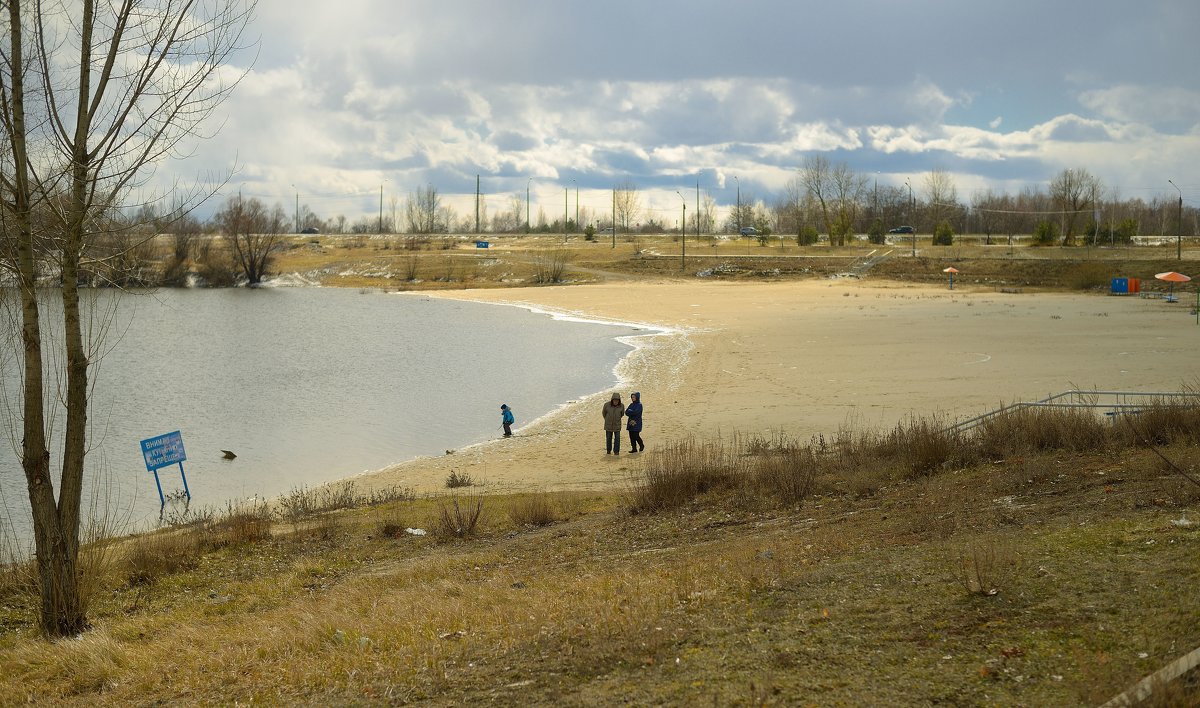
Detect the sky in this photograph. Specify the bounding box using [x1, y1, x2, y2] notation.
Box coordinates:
[174, 0, 1200, 226]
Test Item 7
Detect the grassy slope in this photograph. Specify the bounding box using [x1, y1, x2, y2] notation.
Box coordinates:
[1, 440, 1197, 705]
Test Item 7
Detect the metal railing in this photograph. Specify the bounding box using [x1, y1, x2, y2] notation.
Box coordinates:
[947, 390, 1200, 434]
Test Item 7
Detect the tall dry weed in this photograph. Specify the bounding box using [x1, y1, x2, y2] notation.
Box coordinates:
[948, 534, 1019, 596]
[507, 493, 559, 528]
[628, 437, 744, 513]
[122, 532, 201, 586]
[436, 494, 485, 538]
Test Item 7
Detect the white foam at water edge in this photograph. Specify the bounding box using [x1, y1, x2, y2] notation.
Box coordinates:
[360, 291, 696, 462]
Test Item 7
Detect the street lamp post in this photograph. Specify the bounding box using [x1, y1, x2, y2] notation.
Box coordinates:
[291, 184, 299, 233]
[676, 191, 687, 271]
[905, 178, 914, 257]
[526, 177, 532, 234]
[378, 182, 384, 235]
[734, 175, 741, 235]
[1169, 179, 1182, 261]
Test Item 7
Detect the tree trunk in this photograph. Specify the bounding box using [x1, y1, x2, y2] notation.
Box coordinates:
[7, 0, 88, 636]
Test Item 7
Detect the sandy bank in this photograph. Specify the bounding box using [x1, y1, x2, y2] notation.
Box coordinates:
[355, 279, 1199, 496]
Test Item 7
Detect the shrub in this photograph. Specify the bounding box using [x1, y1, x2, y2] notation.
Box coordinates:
[949, 534, 1019, 596]
[628, 438, 744, 513]
[123, 532, 201, 586]
[508, 493, 559, 527]
[750, 445, 816, 506]
[446, 470, 474, 488]
[436, 495, 485, 538]
[1032, 220, 1060, 246]
[932, 220, 954, 246]
[796, 225, 819, 246]
[867, 218, 886, 245]
[532, 250, 569, 283]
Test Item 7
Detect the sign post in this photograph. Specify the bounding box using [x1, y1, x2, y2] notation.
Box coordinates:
[139, 430, 190, 507]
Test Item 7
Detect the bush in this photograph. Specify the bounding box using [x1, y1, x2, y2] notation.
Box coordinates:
[508, 493, 559, 527]
[1032, 220, 1060, 246]
[584, 225, 596, 241]
[123, 533, 201, 586]
[867, 218, 886, 245]
[446, 470, 474, 488]
[932, 221, 954, 246]
[628, 438, 743, 513]
[436, 494, 485, 538]
[796, 225, 819, 246]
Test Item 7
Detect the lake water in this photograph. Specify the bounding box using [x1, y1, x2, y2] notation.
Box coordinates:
[0, 288, 642, 549]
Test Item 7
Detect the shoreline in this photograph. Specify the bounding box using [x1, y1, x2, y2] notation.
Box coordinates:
[349, 278, 1200, 498]
[351, 289, 691, 496]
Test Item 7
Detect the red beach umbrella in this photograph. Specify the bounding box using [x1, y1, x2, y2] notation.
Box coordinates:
[1154, 271, 1191, 301]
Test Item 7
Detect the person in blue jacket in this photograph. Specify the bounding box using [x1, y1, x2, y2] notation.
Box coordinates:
[625, 392, 644, 452]
[500, 404, 514, 437]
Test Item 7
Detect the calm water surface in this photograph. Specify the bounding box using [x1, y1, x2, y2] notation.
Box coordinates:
[0, 288, 640, 547]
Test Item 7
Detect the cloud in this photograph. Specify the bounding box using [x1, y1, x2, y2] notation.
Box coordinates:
[1078, 85, 1200, 129]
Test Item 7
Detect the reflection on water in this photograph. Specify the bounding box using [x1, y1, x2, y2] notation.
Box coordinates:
[0, 288, 638, 548]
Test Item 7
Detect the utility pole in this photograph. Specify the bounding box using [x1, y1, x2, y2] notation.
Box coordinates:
[1169, 179, 1182, 261]
[378, 183, 383, 235]
[475, 174, 480, 234]
[294, 187, 299, 233]
[677, 191, 687, 271]
[734, 175, 741, 235]
[572, 178, 578, 232]
[905, 178, 914, 257]
[526, 177, 532, 234]
[696, 179, 700, 241]
[612, 188, 616, 248]
[564, 187, 568, 243]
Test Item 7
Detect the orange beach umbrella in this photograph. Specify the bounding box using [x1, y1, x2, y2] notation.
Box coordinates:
[1154, 271, 1191, 301]
[943, 266, 959, 290]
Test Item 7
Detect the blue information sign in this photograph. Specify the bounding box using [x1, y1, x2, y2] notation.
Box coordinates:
[139, 430, 191, 506]
[475, 240, 489, 248]
[140, 430, 187, 471]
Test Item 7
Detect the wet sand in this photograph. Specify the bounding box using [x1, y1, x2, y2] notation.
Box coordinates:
[354, 279, 1199, 495]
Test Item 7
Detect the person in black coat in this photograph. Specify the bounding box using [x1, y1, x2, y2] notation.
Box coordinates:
[625, 391, 644, 453]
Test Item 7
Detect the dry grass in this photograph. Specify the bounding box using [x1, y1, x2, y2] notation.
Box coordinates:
[506, 493, 561, 528]
[1, 407, 1198, 704]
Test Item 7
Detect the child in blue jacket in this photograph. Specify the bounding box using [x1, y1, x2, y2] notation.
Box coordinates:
[500, 404, 515, 437]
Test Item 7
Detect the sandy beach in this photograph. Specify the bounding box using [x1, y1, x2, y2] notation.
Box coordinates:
[357, 278, 1199, 495]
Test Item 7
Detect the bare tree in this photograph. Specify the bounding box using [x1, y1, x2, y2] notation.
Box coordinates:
[216, 195, 284, 285]
[0, 0, 254, 636]
[405, 184, 441, 234]
[924, 168, 959, 233]
[613, 180, 640, 233]
[1050, 167, 1101, 246]
[799, 156, 866, 246]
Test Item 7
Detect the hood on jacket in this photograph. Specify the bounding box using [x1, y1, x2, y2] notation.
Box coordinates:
[610, 392, 622, 403]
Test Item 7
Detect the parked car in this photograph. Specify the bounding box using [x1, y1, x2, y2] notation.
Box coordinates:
[739, 226, 759, 237]
[888, 225, 914, 235]
[301, 226, 320, 234]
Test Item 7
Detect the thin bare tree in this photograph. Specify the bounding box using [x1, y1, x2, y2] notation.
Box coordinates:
[613, 180, 641, 233]
[405, 184, 442, 234]
[924, 168, 959, 233]
[0, 0, 254, 636]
